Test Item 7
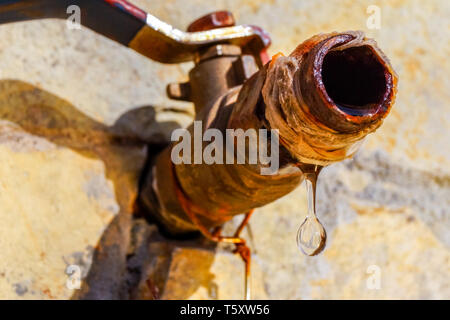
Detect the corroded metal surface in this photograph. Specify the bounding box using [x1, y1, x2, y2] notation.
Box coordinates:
[143, 31, 397, 234]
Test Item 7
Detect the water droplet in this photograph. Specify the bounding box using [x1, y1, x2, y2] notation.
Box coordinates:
[296, 165, 327, 256]
[297, 215, 327, 256]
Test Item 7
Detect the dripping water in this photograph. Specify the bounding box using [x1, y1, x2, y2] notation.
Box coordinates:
[296, 164, 327, 256]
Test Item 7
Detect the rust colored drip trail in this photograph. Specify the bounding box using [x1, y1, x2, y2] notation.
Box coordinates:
[173, 166, 254, 299]
[296, 164, 326, 256]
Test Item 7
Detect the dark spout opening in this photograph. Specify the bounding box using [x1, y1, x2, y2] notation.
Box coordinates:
[321, 46, 388, 116]
[298, 33, 396, 133]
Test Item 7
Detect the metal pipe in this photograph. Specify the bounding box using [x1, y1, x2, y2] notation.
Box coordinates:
[139, 31, 398, 235]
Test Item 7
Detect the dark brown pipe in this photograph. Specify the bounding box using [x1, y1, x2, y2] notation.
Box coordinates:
[140, 31, 398, 234]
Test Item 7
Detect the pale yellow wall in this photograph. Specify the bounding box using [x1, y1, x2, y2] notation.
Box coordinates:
[0, 0, 448, 299]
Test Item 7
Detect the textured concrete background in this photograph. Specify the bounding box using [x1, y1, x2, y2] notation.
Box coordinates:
[0, 0, 448, 299]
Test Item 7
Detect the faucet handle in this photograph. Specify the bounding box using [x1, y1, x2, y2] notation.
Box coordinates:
[0, 0, 270, 64]
[187, 11, 235, 32]
[130, 8, 270, 65]
[0, 0, 270, 65]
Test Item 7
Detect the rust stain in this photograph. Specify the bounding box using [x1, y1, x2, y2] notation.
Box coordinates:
[42, 288, 54, 299]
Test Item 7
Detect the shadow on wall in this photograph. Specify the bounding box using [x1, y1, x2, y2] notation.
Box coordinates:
[0, 79, 217, 299]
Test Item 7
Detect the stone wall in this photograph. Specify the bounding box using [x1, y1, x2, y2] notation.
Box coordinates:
[0, 0, 448, 299]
